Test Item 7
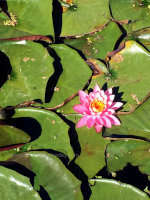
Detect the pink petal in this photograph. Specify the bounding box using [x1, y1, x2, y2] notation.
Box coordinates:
[93, 84, 101, 93]
[106, 101, 113, 108]
[103, 109, 115, 116]
[96, 115, 104, 125]
[101, 116, 112, 128]
[110, 102, 123, 110]
[107, 95, 115, 102]
[87, 117, 96, 128]
[100, 90, 105, 98]
[107, 115, 121, 125]
[94, 124, 103, 133]
[73, 104, 88, 114]
[79, 90, 88, 104]
[77, 115, 90, 128]
[105, 88, 112, 95]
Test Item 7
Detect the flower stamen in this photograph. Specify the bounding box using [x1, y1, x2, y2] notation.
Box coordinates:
[91, 99, 105, 113]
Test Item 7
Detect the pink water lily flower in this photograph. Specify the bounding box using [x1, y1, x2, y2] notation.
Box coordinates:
[73, 84, 123, 133]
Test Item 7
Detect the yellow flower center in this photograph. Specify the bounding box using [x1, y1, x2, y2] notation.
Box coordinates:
[91, 99, 105, 113]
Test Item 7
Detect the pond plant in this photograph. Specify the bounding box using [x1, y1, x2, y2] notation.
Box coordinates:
[0, 0, 150, 199]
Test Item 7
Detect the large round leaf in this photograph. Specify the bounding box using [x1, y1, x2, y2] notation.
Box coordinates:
[8, 151, 83, 200]
[109, 0, 150, 34]
[0, 0, 53, 38]
[66, 114, 110, 178]
[125, 27, 150, 52]
[0, 40, 54, 107]
[103, 95, 150, 140]
[45, 44, 92, 108]
[0, 125, 30, 147]
[0, 166, 41, 200]
[64, 22, 122, 60]
[106, 139, 150, 180]
[56, 0, 110, 36]
[90, 179, 149, 200]
[12, 107, 74, 160]
[89, 40, 150, 111]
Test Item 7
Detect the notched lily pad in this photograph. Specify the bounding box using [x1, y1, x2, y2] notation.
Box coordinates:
[8, 151, 83, 200]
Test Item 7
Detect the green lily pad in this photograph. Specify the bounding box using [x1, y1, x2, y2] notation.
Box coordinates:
[0, 40, 54, 107]
[125, 27, 150, 51]
[103, 93, 150, 140]
[0, 166, 41, 200]
[109, 0, 150, 34]
[89, 40, 150, 111]
[0, 0, 53, 39]
[64, 22, 122, 59]
[57, 0, 110, 36]
[0, 148, 18, 161]
[66, 114, 110, 178]
[8, 151, 83, 200]
[44, 44, 92, 108]
[12, 107, 74, 160]
[0, 125, 30, 147]
[106, 139, 150, 180]
[90, 178, 149, 200]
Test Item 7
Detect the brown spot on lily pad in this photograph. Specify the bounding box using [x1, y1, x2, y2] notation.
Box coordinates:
[111, 53, 124, 63]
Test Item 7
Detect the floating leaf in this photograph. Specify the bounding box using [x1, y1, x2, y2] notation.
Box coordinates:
[0, 166, 41, 199]
[12, 107, 74, 160]
[103, 95, 150, 140]
[0, 125, 30, 147]
[0, 40, 54, 107]
[66, 114, 110, 178]
[64, 22, 122, 59]
[55, 0, 111, 36]
[8, 151, 83, 200]
[0, 0, 54, 38]
[110, 0, 150, 34]
[90, 179, 149, 200]
[89, 40, 150, 111]
[106, 139, 150, 180]
[45, 44, 92, 108]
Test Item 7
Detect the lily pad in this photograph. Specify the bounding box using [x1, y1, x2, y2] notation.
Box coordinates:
[103, 93, 150, 140]
[0, 125, 30, 147]
[0, 40, 54, 107]
[109, 0, 150, 34]
[64, 22, 122, 59]
[8, 151, 83, 200]
[125, 27, 150, 51]
[57, 0, 110, 36]
[106, 139, 150, 180]
[66, 114, 110, 178]
[12, 107, 74, 160]
[90, 178, 149, 200]
[0, 0, 53, 39]
[44, 44, 92, 108]
[0, 148, 18, 161]
[0, 166, 41, 200]
[89, 40, 150, 111]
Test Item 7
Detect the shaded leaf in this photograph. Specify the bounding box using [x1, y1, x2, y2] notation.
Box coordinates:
[12, 107, 74, 160]
[0, 125, 30, 147]
[44, 44, 92, 108]
[66, 114, 110, 178]
[106, 139, 150, 180]
[0, 40, 54, 107]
